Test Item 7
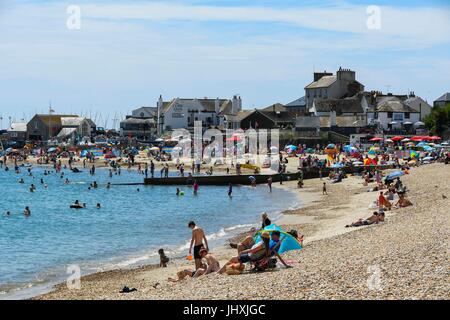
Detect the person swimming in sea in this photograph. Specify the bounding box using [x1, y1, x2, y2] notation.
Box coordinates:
[228, 183, 233, 197]
[176, 188, 180, 196]
[106, 182, 111, 189]
[19, 178, 24, 184]
[64, 178, 70, 184]
[29, 184, 36, 192]
[96, 203, 101, 209]
[40, 178, 44, 184]
[24, 207, 31, 216]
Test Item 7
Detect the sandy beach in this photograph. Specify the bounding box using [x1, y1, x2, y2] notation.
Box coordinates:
[32, 162, 450, 300]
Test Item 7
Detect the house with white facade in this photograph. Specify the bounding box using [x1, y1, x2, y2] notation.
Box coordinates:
[57, 117, 94, 141]
[404, 94, 433, 120]
[367, 96, 420, 132]
[157, 95, 242, 132]
[304, 67, 365, 108]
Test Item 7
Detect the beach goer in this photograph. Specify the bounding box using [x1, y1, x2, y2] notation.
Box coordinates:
[322, 182, 328, 195]
[150, 160, 155, 178]
[19, 178, 24, 184]
[193, 180, 199, 195]
[261, 212, 272, 229]
[188, 221, 209, 270]
[219, 231, 271, 274]
[378, 191, 392, 210]
[96, 203, 101, 209]
[24, 207, 31, 216]
[230, 213, 272, 253]
[176, 188, 181, 196]
[158, 249, 170, 268]
[345, 211, 384, 228]
[267, 177, 272, 192]
[228, 183, 233, 197]
[395, 194, 413, 208]
[192, 249, 220, 277]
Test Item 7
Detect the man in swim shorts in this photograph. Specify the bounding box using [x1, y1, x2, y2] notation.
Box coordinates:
[188, 221, 209, 270]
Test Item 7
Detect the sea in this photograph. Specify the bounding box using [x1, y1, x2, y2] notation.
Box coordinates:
[0, 163, 300, 299]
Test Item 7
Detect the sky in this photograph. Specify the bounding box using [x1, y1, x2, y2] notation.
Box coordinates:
[0, 0, 449, 129]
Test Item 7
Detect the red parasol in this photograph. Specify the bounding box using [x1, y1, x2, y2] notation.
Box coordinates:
[390, 136, 404, 141]
[411, 136, 425, 141]
[369, 137, 383, 142]
[429, 136, 441, 140]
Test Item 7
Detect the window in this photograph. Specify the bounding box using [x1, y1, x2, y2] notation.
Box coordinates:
[387, 112, 393, 118]
[393, 113, 404, 122]
[374, 112, 378, 119]
[405, 112, 410, 119]
[34, 121, 39, 130]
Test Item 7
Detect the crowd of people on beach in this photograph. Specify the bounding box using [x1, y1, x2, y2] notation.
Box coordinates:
[162, 212, 306, 283]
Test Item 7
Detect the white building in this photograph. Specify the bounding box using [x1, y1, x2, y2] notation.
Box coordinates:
[157, 95, 242, 132]
[57, 117, 93, 141]
[367, 96, 420, 131]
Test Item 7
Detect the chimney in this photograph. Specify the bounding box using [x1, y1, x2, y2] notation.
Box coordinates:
[314, 70, 333, 82]
[157, 95, 163, 135]
[232, 95, 238, 114]
[215, 97, 220, 114]
[238, 96, 242, 112]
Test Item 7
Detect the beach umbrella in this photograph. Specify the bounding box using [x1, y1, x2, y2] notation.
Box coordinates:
[326, 143, 335, 149]
[254, 224, 302, 254]
[386, 171, 404, 180]
[401, 138, 410, 142]
[330, 163, 344, 168]
[391, 136, 404, 141]
[422, 156, 434, 161]
[226, 136, 242, 142]
[370, 137, 383, 142]
[47, 147, 57, 153]
[149, 146, 160, 151]
[411, 136, 425, 141]
[416, 142, 428, 147]
[385, 139, 393, 143]
[353, 161, 364, 166]
[414, 121, 425, 127]
[430, 136, 441, 141]
[441, 142, 449, 146]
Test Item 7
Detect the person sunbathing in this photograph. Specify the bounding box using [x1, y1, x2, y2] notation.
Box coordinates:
[345, 211, 384, 228]
[395, 194, 413, 208]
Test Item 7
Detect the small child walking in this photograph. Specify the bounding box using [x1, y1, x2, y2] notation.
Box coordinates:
[158, 249, 170, 268]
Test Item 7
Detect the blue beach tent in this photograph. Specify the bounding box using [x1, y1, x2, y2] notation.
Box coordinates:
[253, 224, 302, 254]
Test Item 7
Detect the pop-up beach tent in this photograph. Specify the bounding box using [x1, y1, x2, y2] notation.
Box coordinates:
[253, 224, 302, 254]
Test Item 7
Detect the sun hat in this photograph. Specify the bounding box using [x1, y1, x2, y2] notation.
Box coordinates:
[260, 231, 270, 239]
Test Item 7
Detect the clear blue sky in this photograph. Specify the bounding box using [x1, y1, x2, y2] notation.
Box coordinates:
[0, 0, 449, 128]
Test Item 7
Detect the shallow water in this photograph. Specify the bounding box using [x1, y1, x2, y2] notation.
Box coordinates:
[0, 164, 300, 298]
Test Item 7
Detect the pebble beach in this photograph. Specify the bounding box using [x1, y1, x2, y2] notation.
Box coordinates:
[34, 163, 450, 300]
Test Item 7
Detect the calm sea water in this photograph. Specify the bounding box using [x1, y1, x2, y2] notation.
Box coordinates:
[0, 164, 300, 298]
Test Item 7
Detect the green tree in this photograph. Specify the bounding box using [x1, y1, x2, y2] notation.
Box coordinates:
[424, 103, 450, 138]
